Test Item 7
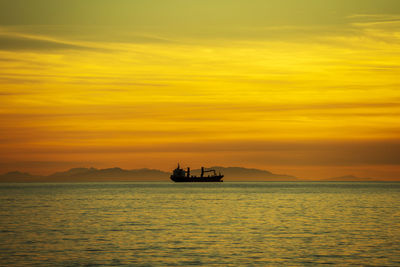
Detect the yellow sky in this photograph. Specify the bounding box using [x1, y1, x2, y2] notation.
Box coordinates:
[1, 1, 400, 179]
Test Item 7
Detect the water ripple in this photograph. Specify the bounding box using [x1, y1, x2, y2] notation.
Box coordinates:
[0, 182, 399, 266]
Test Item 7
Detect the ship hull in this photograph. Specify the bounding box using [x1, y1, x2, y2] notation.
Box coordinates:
[170, 175, 223, 182]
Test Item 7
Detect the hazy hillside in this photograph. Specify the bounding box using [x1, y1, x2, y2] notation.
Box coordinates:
[0, 168, 169, 182]
[48, 167, 170, 181]
[0, 171, 45, 182]
[0, 166, 299, 182]
[191, 166, 299, 181]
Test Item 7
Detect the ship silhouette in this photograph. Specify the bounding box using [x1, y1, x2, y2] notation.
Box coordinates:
[170, 164, 224, 182]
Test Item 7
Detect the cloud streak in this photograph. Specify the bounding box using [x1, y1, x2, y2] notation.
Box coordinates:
[0, 34, 93, 52]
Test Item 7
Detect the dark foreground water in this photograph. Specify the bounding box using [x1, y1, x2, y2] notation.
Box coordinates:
[0, 182, 399, 266]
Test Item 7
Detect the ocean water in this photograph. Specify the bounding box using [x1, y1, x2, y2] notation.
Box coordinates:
[0, 182, 399, 266]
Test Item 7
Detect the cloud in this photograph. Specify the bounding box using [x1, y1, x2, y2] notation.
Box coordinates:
[0, 33, 97, 52]
[347, 14, 400, 23]
[0, 77, 42, 84]
[1, 139, 400, 167]
[0, 91, 30, 96]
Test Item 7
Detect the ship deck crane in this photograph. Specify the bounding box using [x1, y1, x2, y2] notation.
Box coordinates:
[201, 167, 217, 177]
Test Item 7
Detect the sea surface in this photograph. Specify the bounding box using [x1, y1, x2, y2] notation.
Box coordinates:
[0, 182, 399, 266]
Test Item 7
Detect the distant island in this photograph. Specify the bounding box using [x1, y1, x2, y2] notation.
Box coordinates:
[191, 166, 298, 181]
[0, 166, 298, 182]
[0, 168, 167, 182]
[0, 167, 384, 182]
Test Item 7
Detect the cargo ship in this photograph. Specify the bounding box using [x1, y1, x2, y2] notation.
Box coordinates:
[170, 164, 224, 182]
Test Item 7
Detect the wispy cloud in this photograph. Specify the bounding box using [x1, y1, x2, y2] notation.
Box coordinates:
[347, 14, 400, 23]
[0, 28, 110, 52]
[0, 34, 89, 52]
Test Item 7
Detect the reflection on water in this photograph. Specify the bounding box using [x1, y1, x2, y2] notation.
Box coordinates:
[0, 182, 399, 266]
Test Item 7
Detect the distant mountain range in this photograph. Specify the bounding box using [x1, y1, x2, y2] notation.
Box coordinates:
[0, 168, 168, 182]
[191, 166, 298, 181]
[0, 167, 383, 182]
[0, 166, 298, 182]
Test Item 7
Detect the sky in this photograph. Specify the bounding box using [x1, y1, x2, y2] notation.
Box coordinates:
[0, 0, 400, 180]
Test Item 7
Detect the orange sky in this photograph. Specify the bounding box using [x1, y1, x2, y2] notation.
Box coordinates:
[1, 1, 400, 180]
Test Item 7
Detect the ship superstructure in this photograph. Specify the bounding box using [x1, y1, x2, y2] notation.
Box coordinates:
[170, 164, 224, 182]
